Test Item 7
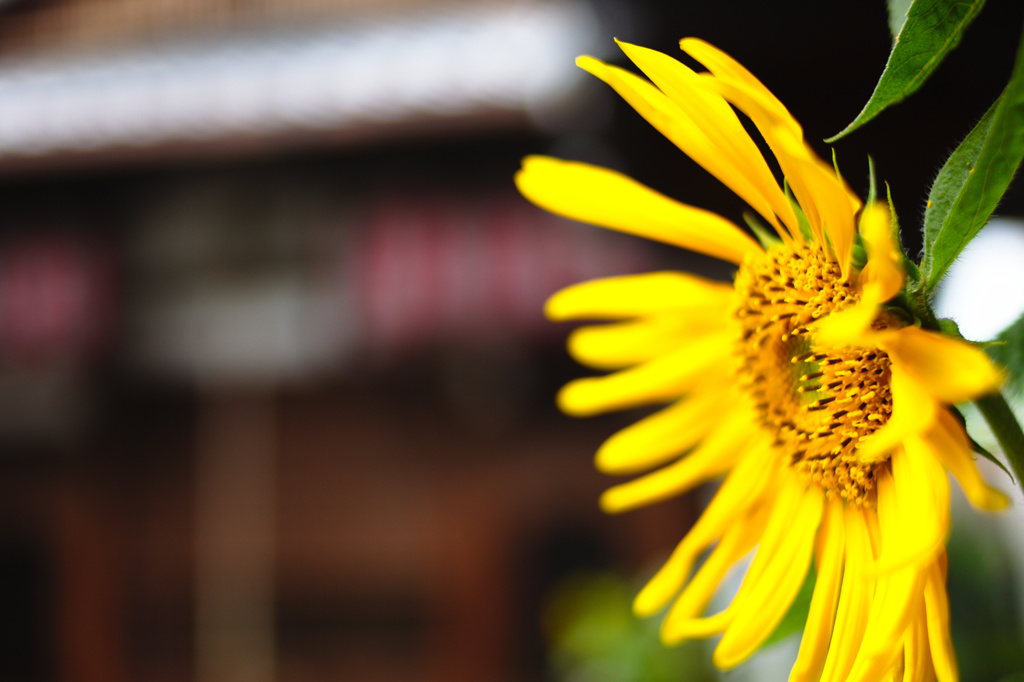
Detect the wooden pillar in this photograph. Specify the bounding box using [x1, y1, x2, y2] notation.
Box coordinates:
[194, 391, 276, 682]
[54, 477, 126, 682]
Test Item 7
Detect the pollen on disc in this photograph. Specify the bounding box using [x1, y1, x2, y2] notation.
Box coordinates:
[732, 243, 894, 505]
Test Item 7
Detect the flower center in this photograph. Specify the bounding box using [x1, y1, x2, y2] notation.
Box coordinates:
[732, 243, 893, 505]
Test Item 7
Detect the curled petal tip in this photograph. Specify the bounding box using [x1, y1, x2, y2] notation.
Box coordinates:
[555, 381, 594, 417]
[542, 293, 567, 322]
[597, 488, 629, 514]
[981, 489, 1010, 512]
[633, 559, 694, 618]
[632, 586, 665, 618]
[593, 444, 618, 475]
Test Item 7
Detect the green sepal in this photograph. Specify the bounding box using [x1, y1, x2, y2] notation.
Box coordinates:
[828, 0, 987, 141]
[744, 212, 781, 250]
[831, 148, 843, 184]
[886, 182, 921, 286]
[866, 155, 879, 206]
[938, 317, 962, 337]
[881, 301, 915, 327]
[850, 242, 867, 272]
[783, 179, 813, 241]
[935, 317, 1000, 349]
[917, 27, 1024, 295]
[860, 163, 919, 285]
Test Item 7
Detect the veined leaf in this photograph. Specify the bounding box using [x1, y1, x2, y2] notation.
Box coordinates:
[920, 97, 1000, 283]
[827, 0, 986, 141]
[917, 28, 1024, 293]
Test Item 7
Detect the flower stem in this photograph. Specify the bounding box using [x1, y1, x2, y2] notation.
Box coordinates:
[975, 392, 1024, 488]
[904, 289, 942, 331]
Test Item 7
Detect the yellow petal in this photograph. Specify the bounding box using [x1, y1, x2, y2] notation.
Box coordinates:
[595, 390, 729, 474]
[568, 312, 725, 370]
[576, 53, 794, 244]
[661, 608, 734, 642]
[858, 202, 905, 302]
[925, 408, 1009, 511]
[790, 494, 846, 682]
[881, 326, 1004, 404]
[700, 76, 858, 274]
[858, 366, 938, 461]
[923, 556, 959, 682]
[871, 444, 947, 574]
[820, 506, 876, 682]
[813, 296, 882, 349]
[613, 40, 799, 239]
[884, 664, 905, 682]
[661, 503, 768, 630]
[863, 508, 883, 567]
[516, 155, 761, 263]
[545, 271, 733, 322]
[714, 483, 824, 669]
[599, 409, 750, 513]
[816, 203, 903, 346]
[693, 75, 817, 235]
[850, 466, 932, 680]
[633, 441, 776, 616]
[770, 126, 858, 275]
[847, 562, 923, 682]
[598, 387, 733, 473]
[678, 38, 798, 136]
[679, 38, 863, 260]
[720, 471, 805, 593]
[904, 609, 935, 682]
[557, 330, 731, 416]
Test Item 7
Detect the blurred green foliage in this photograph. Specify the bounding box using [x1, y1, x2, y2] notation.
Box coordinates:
[947, 509, 1024, 681]
[543, 573, 716, 682]
[543, 534, 1024, 682]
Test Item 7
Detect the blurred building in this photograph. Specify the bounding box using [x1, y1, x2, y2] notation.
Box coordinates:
[3, 1, 1023, 681]
[0, 1, 702, 681]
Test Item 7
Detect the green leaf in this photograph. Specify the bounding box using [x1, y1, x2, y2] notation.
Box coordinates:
[971, 436, 1012, 478]
[827, 0, 986, 141]
[975, 393, 1024, 488]
[918, 98, 1001, 288]
[917, 27, 1024, 293]
[949, 404, 1012, 478]
[888, 0, 915, 38]
[987, 311, 1024, 393]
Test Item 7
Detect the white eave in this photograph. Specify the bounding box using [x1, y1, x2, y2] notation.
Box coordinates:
[0, 0, 600, 165]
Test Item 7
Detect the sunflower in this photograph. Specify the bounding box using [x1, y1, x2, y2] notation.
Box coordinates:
[515, 39, 1010, 681]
